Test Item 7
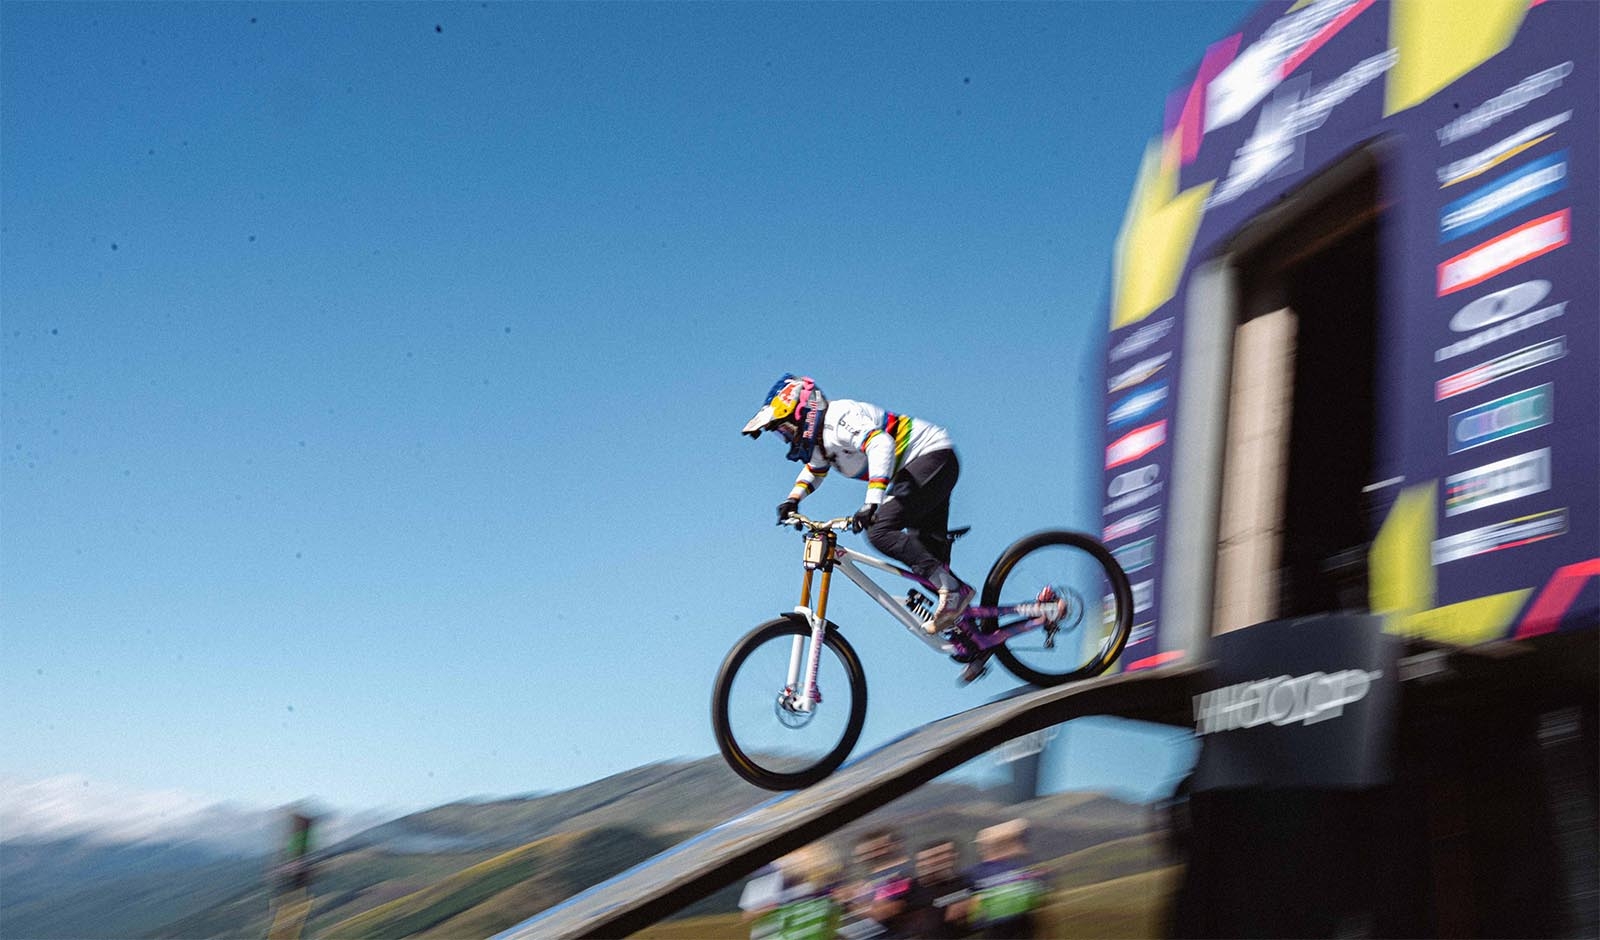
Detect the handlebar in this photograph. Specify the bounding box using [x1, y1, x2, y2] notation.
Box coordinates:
[780, 512, 852, 533]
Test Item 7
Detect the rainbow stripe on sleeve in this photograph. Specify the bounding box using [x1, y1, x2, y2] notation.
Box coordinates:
[885, 413, 913, 469]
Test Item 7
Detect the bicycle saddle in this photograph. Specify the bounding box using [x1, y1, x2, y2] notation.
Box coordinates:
[943, 526, 971, 541]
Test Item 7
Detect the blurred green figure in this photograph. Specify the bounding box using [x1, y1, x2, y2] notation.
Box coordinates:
[770, 843, 842, 940]
[964, 819, 1047, 939]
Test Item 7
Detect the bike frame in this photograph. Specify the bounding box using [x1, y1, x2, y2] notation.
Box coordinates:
[782, 517, 1070, 712]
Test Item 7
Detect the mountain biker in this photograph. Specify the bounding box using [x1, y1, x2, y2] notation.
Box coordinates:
[742, 373, 974, 637]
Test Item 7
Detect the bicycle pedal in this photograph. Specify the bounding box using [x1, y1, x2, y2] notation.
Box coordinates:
[945, 632, 980, 663]
[958, 657, 990, 685]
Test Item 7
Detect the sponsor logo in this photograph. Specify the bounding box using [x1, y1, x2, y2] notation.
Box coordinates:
[1448, 280, 1550, 332]
[1113, 536, 1157, 574]
[1105, 481, 1164, 516]
[1437, 209, 1569, 296]
[1194, 669, 1382, 735]
[1445, 448, 1551, 517]
[1432, 508, 1566, 565]
[1129, 621, 1155, 645]
[1108, 464, 1160, 498]
[992, 728, 1059, 764]
[1439, 111, 1570, 188]
[1448, 384, 1552, 454]
[1438, 62, 1573, 146]
[1440, 151, 1567, 243]
[1208, 49, 1397, 210]
[1104, 507, 1161, 543]
[1132, 579, 1155, 614]
[1110, 318, 1174, 361]
[1106, 420, 1168, 469]
[1107, 352, 1170, 393]
[1437, 302, 1565, 363]
[1108, 381, 1169, 429]
[1436, 337, 1565, 400]
[1206, 0, 1374, 132]
[1113, 316, 1177, 359]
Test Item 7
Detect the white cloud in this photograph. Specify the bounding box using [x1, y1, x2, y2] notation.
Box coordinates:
[0, 774, 385, 856]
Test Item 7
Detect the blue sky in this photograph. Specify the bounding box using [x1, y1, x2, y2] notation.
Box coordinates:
[2, 1, 1252, 817]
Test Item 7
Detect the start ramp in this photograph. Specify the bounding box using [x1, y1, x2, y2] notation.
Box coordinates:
[495, 662, 1205, 940]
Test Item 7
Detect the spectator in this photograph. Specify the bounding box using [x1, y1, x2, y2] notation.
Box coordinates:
[966, 819, 1048, 939]
[768, 844, 842, 940]
[903, 839, 973, 939]
[740, 859, 788, 940]
[838, 828, 915, 939]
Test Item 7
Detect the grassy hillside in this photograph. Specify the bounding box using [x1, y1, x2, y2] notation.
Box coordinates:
[149, 851, 499, 939]
[345, 759, 774, 852]
[137, 756, 1170, 938]
[0, 851, 266, 940]
[322, 828, 672, 940]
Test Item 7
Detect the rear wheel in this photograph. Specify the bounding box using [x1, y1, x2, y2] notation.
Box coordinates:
[981, 530, 1132, 687]
[711, 615, 868, 790]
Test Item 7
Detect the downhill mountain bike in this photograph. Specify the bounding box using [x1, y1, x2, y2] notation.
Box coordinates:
[712, 513, 1133, 790]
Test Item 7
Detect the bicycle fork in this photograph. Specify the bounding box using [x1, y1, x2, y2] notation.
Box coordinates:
[786, 554, 831, 713]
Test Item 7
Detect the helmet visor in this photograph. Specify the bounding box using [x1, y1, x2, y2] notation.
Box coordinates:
[741, 404, 777, 437]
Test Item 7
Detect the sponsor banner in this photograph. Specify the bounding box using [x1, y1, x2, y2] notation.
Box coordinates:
[1107, 352, 1170, 393]
[1110, 318, 1174, 361]
[1106, 420, 1168, 469]
[1207, 49, 1397, 210]
[1438, 111, 1571, 188]
[1437, 301, 1565, 362]
[1439, 150, 1567, 242]
[1436, 209, 1570, 295]
[1113, 536, 1157, 574]
[1448, 279, 1550, 332]
[1105, 507, 1161, 543]
[1107, 463, 1160, 499]
[1445, 448, 1551, 517]
[1436, 61, 1573, 146]
[1132, 579, 1155, 614]
[1448, 383, 1553, 454]
[1432, 508, 1567, 565]
[1104, 480, 1164, 516]
[1108, 381, 1169, 429]
[1129, 621, 1155, 645]
[1193, 613, 1397, 790]
[1435, 336, 1565, 400]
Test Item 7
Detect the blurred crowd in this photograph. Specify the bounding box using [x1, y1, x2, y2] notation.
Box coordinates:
[740, 819, 1047, 940]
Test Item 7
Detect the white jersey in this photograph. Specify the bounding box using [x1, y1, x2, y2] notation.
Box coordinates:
[787, 399, 953, 506]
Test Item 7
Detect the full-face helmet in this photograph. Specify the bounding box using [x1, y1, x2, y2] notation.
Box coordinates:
[742, 373, 828, 462]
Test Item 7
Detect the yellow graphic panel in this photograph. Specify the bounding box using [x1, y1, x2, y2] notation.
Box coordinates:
[1369, 481, 1531, 644]
[1111, 140, 1213, 330]
[1370, 482, 1435, 616]
[1386, 0, 1528, 115]
[1402, 590, 1534, 646]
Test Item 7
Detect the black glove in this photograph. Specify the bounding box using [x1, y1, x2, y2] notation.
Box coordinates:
[849, 503, 878, 533]
[776, 499, 799, 525]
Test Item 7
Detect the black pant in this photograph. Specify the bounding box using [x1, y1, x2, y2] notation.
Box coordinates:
[866, 449, 960, 585]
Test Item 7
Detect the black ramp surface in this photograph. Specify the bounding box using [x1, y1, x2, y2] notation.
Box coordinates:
[493, 663, 1205, 940]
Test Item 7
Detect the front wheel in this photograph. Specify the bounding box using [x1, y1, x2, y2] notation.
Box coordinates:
[711, 614, 868, 790]
[981, 530, 1133, 687]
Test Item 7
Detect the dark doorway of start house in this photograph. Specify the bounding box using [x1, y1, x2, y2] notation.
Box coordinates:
[1214, 153, 1383, 631]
